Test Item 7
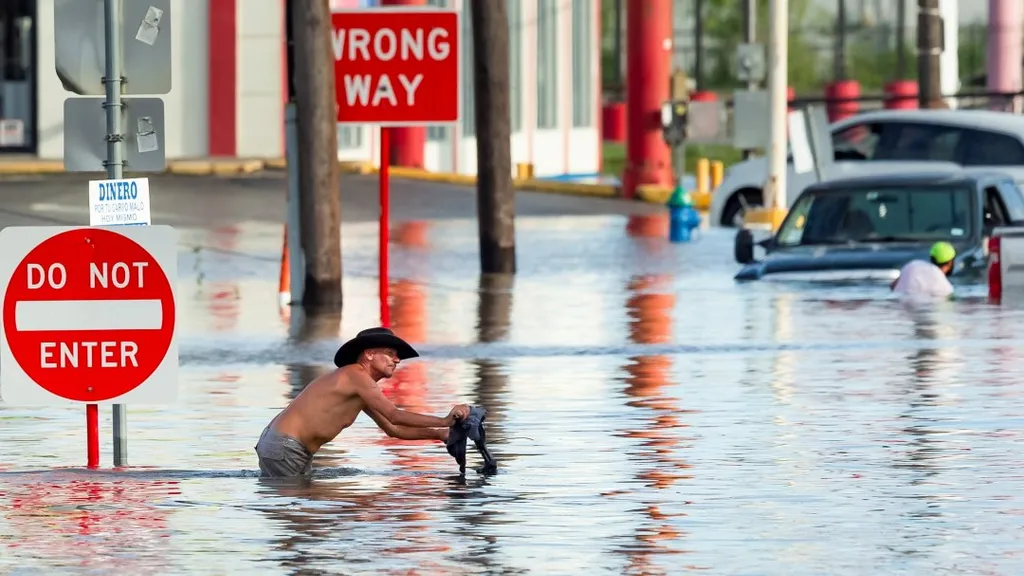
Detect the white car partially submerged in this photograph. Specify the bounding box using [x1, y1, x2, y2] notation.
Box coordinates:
[708, 109, 1024, 227]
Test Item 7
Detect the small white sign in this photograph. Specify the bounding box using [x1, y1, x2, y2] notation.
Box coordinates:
[0, 119, 25, 147]
[88, 178, 152, 227]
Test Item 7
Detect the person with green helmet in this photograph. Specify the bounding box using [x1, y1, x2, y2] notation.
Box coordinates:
[890, 241, 956, 297]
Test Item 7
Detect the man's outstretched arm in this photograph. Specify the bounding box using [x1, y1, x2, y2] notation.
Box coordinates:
[354, 379, 468, 428]
[362, 407, 448, 441]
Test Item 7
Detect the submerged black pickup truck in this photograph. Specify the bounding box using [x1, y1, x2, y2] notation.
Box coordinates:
[733, 168, 1024, 282]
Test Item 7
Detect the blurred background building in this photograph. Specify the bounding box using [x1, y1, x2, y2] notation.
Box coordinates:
[1, 0, 601, 179]
[0, 0, 1016, 178]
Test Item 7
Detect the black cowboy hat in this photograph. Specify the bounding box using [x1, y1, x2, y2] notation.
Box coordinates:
[333, 327, 419, 367]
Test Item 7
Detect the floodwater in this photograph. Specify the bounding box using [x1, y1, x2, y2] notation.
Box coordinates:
[3, 211, 1024, 575]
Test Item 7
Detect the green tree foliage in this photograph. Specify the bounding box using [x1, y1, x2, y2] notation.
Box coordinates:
[700, 0, 829, 93]
[599, 0, 986, 98]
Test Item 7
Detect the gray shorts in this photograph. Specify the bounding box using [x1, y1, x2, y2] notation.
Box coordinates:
[254, 424, 314, 478]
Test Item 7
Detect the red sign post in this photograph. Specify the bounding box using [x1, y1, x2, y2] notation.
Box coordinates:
[331, 7, 460, 327]
[0, 226, 179, 465]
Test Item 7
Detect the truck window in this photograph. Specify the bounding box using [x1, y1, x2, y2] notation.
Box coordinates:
[983, 186, 1011, 229]
[831, 123, 882, 161]
[961, 130, 1024, 166]
[996, 179, 1024, 222]
[876, 122, 963, 161]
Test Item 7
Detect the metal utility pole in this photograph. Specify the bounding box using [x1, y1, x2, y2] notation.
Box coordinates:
[744, 0, 756, 76]
[896, 0, 906, 78]
[765, 0, 789, 227]
[917, 0, 943, 108]
[694, 0, 704, 88]
[614, 0, 623, 88]
[835, 0, 847, 79]
[469, 0, 516, 274]
[103, 0, 128, 467]
[289, 0, 343, 308]
[742, 0, 757, 160]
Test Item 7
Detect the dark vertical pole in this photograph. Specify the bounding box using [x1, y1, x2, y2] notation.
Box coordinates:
[285, 0, 296, 102]
[742, 0, 756, 160]
[291, 0, 343, 307]
[470, 0, 516, 274]
[614, 0, 623, 89]
[694, 0, 703, 88]
[917, 0, 942, 108]
[896, 0, 906, 79]
[835, 0, 846, 79]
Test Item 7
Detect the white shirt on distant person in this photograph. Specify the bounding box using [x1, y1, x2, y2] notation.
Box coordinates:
[892, 259, 953, 298]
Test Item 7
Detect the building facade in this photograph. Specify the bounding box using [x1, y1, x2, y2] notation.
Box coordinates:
[1, 0, 600, 178]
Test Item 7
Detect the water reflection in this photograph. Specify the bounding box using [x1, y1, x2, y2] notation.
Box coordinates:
[616, 274, 695, 572]
[625, 213, 669, 240]
[254, 474, 458, 572]
[887, 305, 968, 556]
[770, 292, 797, 402]
[1, 477, 180, 570]
[204, 226, 243, 333]
[895, 305, 964, 483]
[427, 274, 518, 572]
[381, 277, 448, 474]
[474, 273, 513, 431]
[9, 192, 1024, 573]
[287, 306, 343, 345]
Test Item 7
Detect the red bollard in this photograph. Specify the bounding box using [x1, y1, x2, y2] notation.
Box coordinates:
[787, 86, 795, 112]
[825, 80, 860, 122]
[989, 235, 1002, 304]
[884, 80, 919, 110]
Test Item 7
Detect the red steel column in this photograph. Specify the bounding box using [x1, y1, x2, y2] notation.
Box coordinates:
[208, 0, 237, 157]
[381, 0, 427, 168]
[623, 0, 673, 198]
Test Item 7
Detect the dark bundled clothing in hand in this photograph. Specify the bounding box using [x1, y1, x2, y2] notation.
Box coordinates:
[445, 405, 498, 475]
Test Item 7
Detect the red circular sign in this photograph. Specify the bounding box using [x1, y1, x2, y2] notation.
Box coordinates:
[3, 228, 175, 401]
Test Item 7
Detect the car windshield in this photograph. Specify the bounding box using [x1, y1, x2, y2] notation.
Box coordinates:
[775, 184, 974, 247]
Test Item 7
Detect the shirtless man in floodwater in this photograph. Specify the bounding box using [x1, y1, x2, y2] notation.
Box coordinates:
[255, 327, 470, 478]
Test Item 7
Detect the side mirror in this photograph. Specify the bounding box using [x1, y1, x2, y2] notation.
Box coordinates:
[735, 228, 755, 264]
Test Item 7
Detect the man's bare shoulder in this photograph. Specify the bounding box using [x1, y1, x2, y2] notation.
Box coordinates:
[334, 365, 378, 395]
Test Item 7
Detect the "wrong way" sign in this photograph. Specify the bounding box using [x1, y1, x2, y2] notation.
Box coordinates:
[331, 7, 460, 125]
[0, 225, 178, 406]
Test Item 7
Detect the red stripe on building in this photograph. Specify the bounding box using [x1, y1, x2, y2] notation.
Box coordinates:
[208, 0, 237, 157]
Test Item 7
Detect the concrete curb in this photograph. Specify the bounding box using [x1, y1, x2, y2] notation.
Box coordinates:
[636, 184, 712, 210]
[330, 163, 621, 198]
[166, 159, 266, 176]
[0, 158, 270, 176]
[0, 157, 713, 209]
[0, 160, 67, 175]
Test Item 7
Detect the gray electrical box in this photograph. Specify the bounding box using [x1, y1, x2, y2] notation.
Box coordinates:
[731, 90, 770, 149]
[736, 43, 766, 84]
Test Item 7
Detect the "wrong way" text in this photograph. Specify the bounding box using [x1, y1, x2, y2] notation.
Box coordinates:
[332, 26, 451, 108]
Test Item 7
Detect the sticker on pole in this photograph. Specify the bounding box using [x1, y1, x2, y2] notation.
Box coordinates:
[331, 7, 460, 125]
[88, 177, 152, 226]
[0, 225, 178, 405]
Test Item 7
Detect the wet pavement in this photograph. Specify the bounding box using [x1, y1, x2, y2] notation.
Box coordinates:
[2, 174, 1024, 574]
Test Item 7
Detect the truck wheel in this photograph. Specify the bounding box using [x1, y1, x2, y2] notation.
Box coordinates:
[721, 188, 763, 228]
